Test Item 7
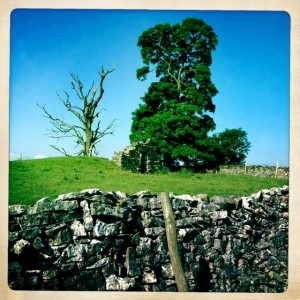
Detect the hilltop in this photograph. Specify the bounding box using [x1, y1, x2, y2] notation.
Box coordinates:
[9, 156, 288, 205]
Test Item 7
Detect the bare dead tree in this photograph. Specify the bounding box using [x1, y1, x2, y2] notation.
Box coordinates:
[38, 66, 116, 156]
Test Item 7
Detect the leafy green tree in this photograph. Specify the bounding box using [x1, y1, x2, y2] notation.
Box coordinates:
[38, 66, 116, 156]
[130, 18, 218, 169]
[209, 128, 251, 169]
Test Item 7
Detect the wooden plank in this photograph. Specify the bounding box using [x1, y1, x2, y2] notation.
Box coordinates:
[160, 192, 189, 292]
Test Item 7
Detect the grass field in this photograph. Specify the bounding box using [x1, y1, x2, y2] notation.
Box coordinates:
[9, 156, 289, 206]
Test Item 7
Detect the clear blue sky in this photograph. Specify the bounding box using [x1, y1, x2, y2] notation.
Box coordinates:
[9, 9, 290, 166]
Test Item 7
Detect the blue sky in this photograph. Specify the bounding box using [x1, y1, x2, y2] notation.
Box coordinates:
[9, 9, 290, 166]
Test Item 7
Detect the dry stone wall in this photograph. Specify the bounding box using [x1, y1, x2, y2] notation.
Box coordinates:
[9, 186, 288, 292]
[215, 165, 289, 178]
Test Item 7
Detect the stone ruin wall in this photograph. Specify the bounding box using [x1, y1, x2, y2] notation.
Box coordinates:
[113, 141, 162, 173]
[9, 186, 288, 292]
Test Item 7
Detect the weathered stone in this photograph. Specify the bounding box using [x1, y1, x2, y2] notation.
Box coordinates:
[104, 191, 121, 202]
[144, 227, 165, 236]
[141, 211, 151, 220]
[189, 207, 204, 215]
[42, 268, 59, 280]
[59, 262, 77, 273]
[14, 239, 30, 256]
[102, 262, 117, 278]
[90, 194, 115, 204]
[21, 228, 42, 240]
[213, 239, 224, 252]
[241, 197, 252, 210]
[173, 194, 194, 201]
[80, 188, 101, 195]
[125, 247, 141, 277]
[56, 192, 84, 201]
[136, 237, 152, 256]
[153, 234, 168, 253]
[135, 195, 149, 209]
[83, 215, 94, 232]
[151, 210, 163, 216]
[131, 232, 141, 245]
[9, 204, 28, 215]
[26, 197, 54, 214]
[90, 202, 126, 219]
[210, 210, 228, 220]
[70, 220, 87, 239]
[176, 216, 203, 227]
[76, 270, 106, 291]
[142, 268, 157, 283]
[225, 196, 241, 209]
[132, 190, 150, 198]
[22, 211, 82, 227]
[210, 196, 228, 209]
[256, 239, 271, 250]
[161, 263, 174, 279]
[195, 193, 209, 201]
[194, 234, 206, 245]
[9, 231, 19, 242]
[184, 252, 195, 264]
[59, 244, 88, 262]
[80, 202, 94, 233]
[177, 228, 195, 240]
[165, 279, 177, 287]
[149, 197, 161, 210]
[140, 253, 155, 267]
[32, 236, 45, 251]
[45, 223, 68, 237]
[53, 200, 78, 211]
[49, 227, 73, 246]
[106, 274, 135, 291]
[86, 257, 112, 270]
[115, 191, 129, 200]
[146, 216, 165, 227]
[93, 220, 118, 237]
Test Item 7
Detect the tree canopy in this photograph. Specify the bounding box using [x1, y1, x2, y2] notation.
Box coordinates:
[130, 18, 219, 169]
[130, 18, 250, 170]
[207, 128, 251, 169]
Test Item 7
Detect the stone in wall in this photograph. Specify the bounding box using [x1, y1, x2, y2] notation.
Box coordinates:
[8, 186, 288, 292]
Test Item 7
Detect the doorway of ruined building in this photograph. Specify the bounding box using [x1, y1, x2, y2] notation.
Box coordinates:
[139, 152, 147, 173]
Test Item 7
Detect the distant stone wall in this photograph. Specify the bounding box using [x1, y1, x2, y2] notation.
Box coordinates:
[210, 165, 289, 178]
[9, 186, 288, 292]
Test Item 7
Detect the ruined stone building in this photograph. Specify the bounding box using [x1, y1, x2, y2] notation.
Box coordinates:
[113, 140, 162, 173]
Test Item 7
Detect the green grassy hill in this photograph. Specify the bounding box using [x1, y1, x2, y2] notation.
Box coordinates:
[9, 156, 288, 205]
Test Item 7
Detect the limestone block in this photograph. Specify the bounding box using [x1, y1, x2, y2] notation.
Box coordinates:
[106, 274, 135, 291]
[93, 220, 118, 237]
[14, 239, 30, 256]
[142, 268, 157, 284]
[136, 237, 152, 256]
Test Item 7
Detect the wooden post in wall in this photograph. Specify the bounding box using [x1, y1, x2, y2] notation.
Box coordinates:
[160, 192, 189, 292]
